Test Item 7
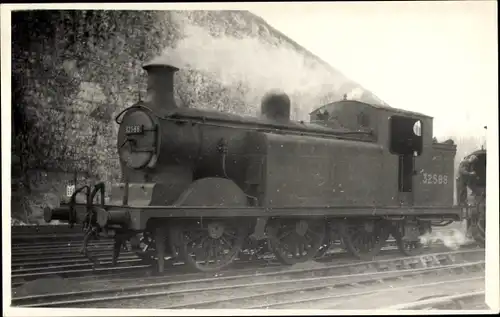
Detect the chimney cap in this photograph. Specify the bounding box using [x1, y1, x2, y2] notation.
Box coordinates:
[143, 55, 181, 72]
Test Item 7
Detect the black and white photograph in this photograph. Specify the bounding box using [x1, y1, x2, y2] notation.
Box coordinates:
[2, 1, 499, 315]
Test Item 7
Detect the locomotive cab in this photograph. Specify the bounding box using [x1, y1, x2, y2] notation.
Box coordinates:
[383, 108, 456, 208]
[388, 116, 423, 198]
[310, 99, 456, 207]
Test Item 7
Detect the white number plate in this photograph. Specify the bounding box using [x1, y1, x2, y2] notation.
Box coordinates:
[66, 185, 75, 197]
[125, 125, 143, 134]
[422, 173, 448, 185]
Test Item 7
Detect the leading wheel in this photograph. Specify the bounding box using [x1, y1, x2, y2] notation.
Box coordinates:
[267, 218, 326, 265]
[176, 219, 247, 272]
[392, 227, 424, 256]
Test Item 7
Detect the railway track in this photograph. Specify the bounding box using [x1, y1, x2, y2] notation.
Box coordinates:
[11, 225, 86, 241]
[10, 224, 481, 286]
[10, 225, 485, 309]
[10, 243, 439, 290]
[11, 224, 83, 233]
[11, 239, 150, 286]
[240, 274, 485, 310]
[11, 238, 477, 286]
[10, 239, 402, 286]
[11, 248, 484, 308]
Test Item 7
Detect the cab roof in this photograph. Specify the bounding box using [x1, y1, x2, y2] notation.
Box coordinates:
[310, 100, 433, 119]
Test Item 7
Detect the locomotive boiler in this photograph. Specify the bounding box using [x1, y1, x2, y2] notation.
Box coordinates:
[45, 56, 466, 273]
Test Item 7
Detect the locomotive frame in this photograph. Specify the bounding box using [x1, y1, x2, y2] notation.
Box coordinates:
[44, 57, 466, 273]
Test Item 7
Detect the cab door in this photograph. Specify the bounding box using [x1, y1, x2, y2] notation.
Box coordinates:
[389, 116, 423, 207]
[397, 153, 416, 206]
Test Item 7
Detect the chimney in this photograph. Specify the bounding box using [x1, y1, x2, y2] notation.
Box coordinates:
[143, 58, 180, 113]
[260, 91, 291, 123]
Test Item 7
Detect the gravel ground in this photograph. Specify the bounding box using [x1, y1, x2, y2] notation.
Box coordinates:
[41, 258, 484, 309]
[275, 271, 485, 310]
[12, 276, 96, 298]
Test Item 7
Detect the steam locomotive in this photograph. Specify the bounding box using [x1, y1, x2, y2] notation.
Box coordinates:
[459, 148, 486, 246]
[45, 57, 472, 273]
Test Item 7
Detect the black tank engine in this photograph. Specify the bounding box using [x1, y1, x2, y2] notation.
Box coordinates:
[44, 56, 481, 273]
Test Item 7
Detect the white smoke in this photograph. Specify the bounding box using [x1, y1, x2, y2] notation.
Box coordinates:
[419, 227, 475, 250]
[170, 25, 337, 93]
[158, 12, 385, 121]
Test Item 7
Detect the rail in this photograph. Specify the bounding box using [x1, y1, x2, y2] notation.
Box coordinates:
[12, 249, 485, 308]
[386, 291, 485, 310]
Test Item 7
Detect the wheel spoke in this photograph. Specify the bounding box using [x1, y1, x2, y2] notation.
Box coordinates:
[220, 235, 233, 248]
[307, 228, 323, 238]
[302, 232, 309, 242]
[202, 240, 213, 265]
[269, 219, 325, 265]
[185, 232, 205, 245]
[177, 220, 246, 272]
[277, 230, 292, 241]
[342, 222, 386, 260]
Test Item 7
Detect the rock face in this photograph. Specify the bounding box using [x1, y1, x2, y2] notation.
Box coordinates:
[11, 10, 386, 222]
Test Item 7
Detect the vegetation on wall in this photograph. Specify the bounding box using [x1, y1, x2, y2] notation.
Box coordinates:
[11, 10, 182, 223]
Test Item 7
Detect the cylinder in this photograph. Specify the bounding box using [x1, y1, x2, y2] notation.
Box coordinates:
[44, 206, 70, 223]
[96, 208, 131, 228]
